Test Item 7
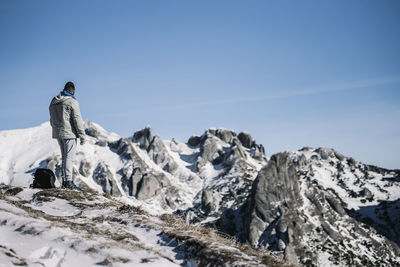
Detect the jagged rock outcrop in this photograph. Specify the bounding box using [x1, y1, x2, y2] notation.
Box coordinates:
[135, 173, 161, 200]
[223, 138, 247, 166]
[201, 189, 218, 214]
[197, 135, 222, 170]
[109, 136, 171, 201]
[246, 153, 302, 264]
[238, 132, 255, 148]
[148, 136, 179, 174]
[92, 162, 123, 197]
[84, 121, 112, 144]
[238, 132, 266, 157]
[85, 121, 102, 138]
[109, 137, 140, 161]
[188, 135, 201, 147]
[79, 159, 92, 177]
[180, 127, 267, 228]
[206, 128, 237, 144]
[132, 125, 153, 150]
[216, 148, 400, 266]
[131, 126, 184, 178]
[195, 128, 267, 172]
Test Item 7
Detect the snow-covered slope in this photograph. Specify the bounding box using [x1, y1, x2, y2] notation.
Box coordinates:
[0, 184, 288, 267]
[0, 121, 399, 266]
[0, 122, 120, 188]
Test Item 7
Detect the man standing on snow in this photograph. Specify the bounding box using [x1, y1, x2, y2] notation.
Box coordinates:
[49, 81, 85, 189]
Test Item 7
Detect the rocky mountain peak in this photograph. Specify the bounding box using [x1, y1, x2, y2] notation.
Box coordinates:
[193, 128, 267, 170]
[204, 128, 237, 144]
[132, 125, 154, 151]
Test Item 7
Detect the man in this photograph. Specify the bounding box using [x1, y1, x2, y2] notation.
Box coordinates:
[49, 81, 85, 189]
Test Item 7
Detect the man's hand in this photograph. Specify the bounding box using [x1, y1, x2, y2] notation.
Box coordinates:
[80, 139, 86, 145]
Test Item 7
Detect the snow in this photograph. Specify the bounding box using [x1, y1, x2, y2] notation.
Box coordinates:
[0, 199, 28, 216]
[199, 162, 225, 180]
[290, 148, 400, 211]
[0, 225, 95, 267]
[15, 188, 40, 201]
[298, 180, 321, 227]
[0, 186, 184, 267]
[0, 122, 58, 187]
[125, 224, 184, 265]
[316, 252, 336, 267]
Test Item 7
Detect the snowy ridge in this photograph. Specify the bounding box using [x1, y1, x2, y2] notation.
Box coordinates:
[291, 147, 400, 210]
[282, 147, 400, 265]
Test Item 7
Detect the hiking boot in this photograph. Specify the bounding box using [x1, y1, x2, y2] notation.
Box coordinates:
[62, 180, 80, 190]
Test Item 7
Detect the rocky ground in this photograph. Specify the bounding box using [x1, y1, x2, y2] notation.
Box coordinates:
[0, 184, 290, 267]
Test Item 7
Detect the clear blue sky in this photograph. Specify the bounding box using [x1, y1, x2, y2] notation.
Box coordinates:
[1, 0, 399, 169]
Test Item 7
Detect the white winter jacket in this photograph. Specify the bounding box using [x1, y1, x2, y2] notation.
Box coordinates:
[49, 93, 85, 141]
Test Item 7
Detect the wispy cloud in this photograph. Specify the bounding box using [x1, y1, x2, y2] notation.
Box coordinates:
[108, 75, 400, 117]
[180, 75, 400, 107]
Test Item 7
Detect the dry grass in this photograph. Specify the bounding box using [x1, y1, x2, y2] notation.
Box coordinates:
[160, 214, 295, 267]
[32, 187, 98, 202]
[117, 204, 148, 215]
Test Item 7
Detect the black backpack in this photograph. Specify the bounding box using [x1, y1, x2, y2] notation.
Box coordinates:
[31, 168, 56, 189]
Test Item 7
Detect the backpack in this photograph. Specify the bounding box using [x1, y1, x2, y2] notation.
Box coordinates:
[31, 168, 56, 189]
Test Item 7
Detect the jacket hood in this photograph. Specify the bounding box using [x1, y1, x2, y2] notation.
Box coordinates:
[51, 92, 73, 105]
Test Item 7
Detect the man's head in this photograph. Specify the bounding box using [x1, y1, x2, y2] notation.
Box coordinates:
[64, 81, 75, 94]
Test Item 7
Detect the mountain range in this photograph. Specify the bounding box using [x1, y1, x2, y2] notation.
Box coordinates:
[0, 121, 399, 266]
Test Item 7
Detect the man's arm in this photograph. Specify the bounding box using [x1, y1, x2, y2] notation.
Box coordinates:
[71, 100, 86, 144]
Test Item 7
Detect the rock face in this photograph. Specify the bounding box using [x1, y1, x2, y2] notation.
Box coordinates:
[188, 135, 201, 147]
[246, 153, 302, 264]
[178, 127, 267, 229]
[217, 148, 400, 266]
[238, 132, 255, 148]
[135, 174, 161, 200]
[148, 136, 179, 174]
[109, 137, 172, 202]
[79, 160, 92, 177]
[132, 126, 154, 150]
[92, 162, 123, 197]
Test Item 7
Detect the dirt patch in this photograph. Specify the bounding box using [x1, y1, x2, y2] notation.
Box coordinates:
[12, 259, 27, 266]
[4, 187, 23, 196]
[96, 256, 130, 266]
[118, 204, 147, 215]
[33, 188, 95, 202]
[141, 257, 158, 263]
